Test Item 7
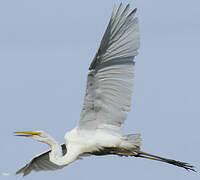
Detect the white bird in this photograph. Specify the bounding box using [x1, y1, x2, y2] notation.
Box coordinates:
[10, 3, 195, 176]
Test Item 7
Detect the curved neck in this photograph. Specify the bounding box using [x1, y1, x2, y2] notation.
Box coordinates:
[47, 137, 79, 166]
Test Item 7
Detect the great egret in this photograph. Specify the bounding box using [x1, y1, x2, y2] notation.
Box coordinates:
[9, 3, 195, 176]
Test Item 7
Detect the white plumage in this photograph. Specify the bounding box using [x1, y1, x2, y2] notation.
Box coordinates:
[6, 3, 194, 177]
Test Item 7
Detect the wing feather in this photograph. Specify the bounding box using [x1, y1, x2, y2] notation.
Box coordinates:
[78, 4, 140, 132]
[15, 145, 66, 176]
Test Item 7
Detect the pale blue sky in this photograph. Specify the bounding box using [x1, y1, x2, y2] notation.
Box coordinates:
[0, 0, 199, 180]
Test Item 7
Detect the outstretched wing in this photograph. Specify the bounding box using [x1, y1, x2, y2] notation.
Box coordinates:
[15, 145, 66, 176]
[78, 3, 140, 132]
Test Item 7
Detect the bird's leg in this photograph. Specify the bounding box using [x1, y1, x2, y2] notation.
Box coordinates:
[132, 149, 196, 172]
[116, 147, 196, 172]
[113, 146, 138, 157]
[117, 152, 137, 157]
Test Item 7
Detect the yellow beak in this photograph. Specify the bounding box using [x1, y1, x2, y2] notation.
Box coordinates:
[14, 131, 40, 137]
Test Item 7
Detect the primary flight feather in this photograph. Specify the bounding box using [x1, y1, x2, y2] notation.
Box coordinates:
[7, 3, 195, 177]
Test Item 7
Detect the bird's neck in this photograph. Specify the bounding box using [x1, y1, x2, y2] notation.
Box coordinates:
[48, 137, 80, 166]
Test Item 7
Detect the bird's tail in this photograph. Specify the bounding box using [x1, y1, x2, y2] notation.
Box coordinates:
[119, 148, 196, 172]
[122, 133, 142, 149]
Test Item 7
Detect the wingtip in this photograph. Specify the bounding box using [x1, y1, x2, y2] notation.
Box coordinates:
[133, 8, 137, 13]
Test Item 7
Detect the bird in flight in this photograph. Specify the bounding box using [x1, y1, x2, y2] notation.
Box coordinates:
[8, 3, 195, 176]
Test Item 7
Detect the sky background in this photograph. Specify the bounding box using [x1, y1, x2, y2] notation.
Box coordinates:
[0, 0, 199, 180]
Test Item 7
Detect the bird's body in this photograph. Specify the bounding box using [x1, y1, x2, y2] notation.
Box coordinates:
[65, 127, 121, 153]
[64, 127, 139, 152]
[51, 128, 121, 166]
[36, 127, 141, 166]
[7, 3, 195, 177]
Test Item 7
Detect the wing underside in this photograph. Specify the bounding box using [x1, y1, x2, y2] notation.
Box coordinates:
[15, 144, 67, 176]
[78, 3, 140, 131]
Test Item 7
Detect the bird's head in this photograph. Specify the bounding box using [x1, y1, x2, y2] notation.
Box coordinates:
[14, 131, 53, 145]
